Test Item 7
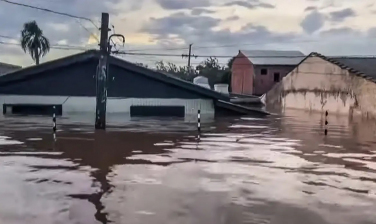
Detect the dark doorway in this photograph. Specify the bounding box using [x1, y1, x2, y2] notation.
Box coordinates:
[3, 104, 62, 116]
[130, 106, 185, 117]
[274, 72, 280, 82]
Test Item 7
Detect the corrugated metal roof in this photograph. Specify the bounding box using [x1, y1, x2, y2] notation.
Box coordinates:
[240, 50, 305, 65]
[328, 57, 376, 79]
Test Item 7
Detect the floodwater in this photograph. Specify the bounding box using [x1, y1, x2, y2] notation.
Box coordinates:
[0, 110, 376, 224]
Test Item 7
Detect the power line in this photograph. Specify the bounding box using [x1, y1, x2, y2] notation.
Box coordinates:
[74, 19, 99, 43]
[112, 51, 376, 59]
[0, 40, 90, 51]
[112, 51, 305, 59]
[0, 35, 14, 39]
[125, 46, 189, 52]
[115, 34, 376, 52]
[0, 33, 96, 49]
[0, 0, 99, 29]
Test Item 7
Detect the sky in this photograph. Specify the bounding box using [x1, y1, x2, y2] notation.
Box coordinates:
[0, 0, 376, 68]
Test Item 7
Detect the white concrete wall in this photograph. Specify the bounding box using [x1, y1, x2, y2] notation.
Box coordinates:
[266, 56, 376, 118]
[0, 95, 214, 117]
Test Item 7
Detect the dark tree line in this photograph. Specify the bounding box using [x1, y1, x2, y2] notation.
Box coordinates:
[137, 57, 235, 88]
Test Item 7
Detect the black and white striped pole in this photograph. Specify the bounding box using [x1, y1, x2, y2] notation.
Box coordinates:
[324, 110, 328, 136]
[53, 106, 57, 141]
[197, 109, 201, 132]
[197, 109, 201, 141]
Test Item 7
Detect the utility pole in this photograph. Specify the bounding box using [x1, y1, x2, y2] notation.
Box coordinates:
[182, 43, 196, 78]
[188, 44, 192, 68]
[95, 12, 110, 130]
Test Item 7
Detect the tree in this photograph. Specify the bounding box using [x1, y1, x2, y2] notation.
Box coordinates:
[195, 57, 227, 87]
[20, 21, 50, 65]
[221, 56, 236, 91]
[135, 62, 149, 68]
[155, 61, 194, 80]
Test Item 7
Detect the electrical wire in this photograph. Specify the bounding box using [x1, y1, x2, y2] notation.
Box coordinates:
[0, 0, 99, 29]
[113, 51, 376, 59]
[0, 40, 90, 51]
[0, 33, 95, 49]
[0, 0, 100, 44]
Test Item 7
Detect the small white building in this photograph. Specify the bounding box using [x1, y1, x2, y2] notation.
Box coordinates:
[266, 52, 376, 118]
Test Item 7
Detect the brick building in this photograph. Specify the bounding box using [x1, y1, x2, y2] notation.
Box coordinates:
[231, 50, 305, 96]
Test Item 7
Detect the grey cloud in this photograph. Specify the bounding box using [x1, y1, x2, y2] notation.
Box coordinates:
[141, 13, 297, 55]
[0, 0, 122, 47]
[329, 8, 356, 22]
[224, 1, 275, 9]
[305, 6, 317, 11]
[191, 8, 215, 16]
[320, 27, 361, 37]
[156, 0, 210, 10]
[143, 12, 220, 36]
[258, 3, 275, 8]
[226, 15, 240, 21]
[368, 28, 376, 37]
[300, 10, 325, 34]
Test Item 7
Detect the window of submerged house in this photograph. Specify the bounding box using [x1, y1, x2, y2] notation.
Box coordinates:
[274, 72, 280, 82]
[261, 69, 267, 75]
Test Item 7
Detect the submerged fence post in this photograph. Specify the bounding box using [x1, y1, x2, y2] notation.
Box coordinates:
[324, 110, 328, 136]
[53, 106, 57, 141]
[197, 109, 201, 132]
[197, 109, 201, 141]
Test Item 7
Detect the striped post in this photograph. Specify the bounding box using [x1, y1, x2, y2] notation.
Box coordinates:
[324, 110, 328, 136]
[197, 109, 201, 132]
[53, 106, 57, 141]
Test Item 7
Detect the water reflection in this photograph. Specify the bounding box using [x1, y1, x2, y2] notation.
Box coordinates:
[0, 110, 375, 224]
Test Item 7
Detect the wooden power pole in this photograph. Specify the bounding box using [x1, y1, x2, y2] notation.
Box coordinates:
[95, 13, 110, 129]
[183, 44, 196, 77]
[188, 44, 192, 68]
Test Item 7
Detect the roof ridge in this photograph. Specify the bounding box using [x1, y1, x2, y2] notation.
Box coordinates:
[0, 61, 21, 68]
[310, 52, 376, 83]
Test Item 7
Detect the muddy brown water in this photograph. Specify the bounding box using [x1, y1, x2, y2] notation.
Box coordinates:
[0, 110, 376, 224]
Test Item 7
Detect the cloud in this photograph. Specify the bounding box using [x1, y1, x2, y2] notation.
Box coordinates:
[226, 15, 240, 21]
[329, 8, 356, 22]
[1, 0, 376, 68]
[224, 1, 275, 9]
[368, 28, 376, 37]
[320, 27, 361, 37]
[191, 8, 215, 16]
[0, 0, 121, 65]
[155, 0, 210, 10]
[142, 12, 297, 52]
[300, 10, 325, 34]
[304, 6, 317, 11]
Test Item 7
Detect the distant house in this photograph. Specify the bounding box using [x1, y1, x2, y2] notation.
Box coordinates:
[0, 61, 21, 75]
[266, 52, 376, 118]
[0, 50, 268, 119]
[231, 50, 305, 96]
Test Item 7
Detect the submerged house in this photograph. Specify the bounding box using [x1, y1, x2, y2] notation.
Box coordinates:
[0, 50, 267, 119]
[266, 52, 376, 118]
[231, 50, 305, 96]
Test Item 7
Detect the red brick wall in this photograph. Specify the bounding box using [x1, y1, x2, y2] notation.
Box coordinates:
[253, 65, 295, 95]
[231, 52, 254, 95]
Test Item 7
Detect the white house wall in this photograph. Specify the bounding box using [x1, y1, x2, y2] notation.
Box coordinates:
[0, 95, 215, 117]
[266, 56, 376, 118]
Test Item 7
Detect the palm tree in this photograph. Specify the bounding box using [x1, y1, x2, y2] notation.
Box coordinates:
[20, 21, 50, 65]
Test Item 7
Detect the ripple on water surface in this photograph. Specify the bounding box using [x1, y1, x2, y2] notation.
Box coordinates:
[0, 110, 376, 224]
